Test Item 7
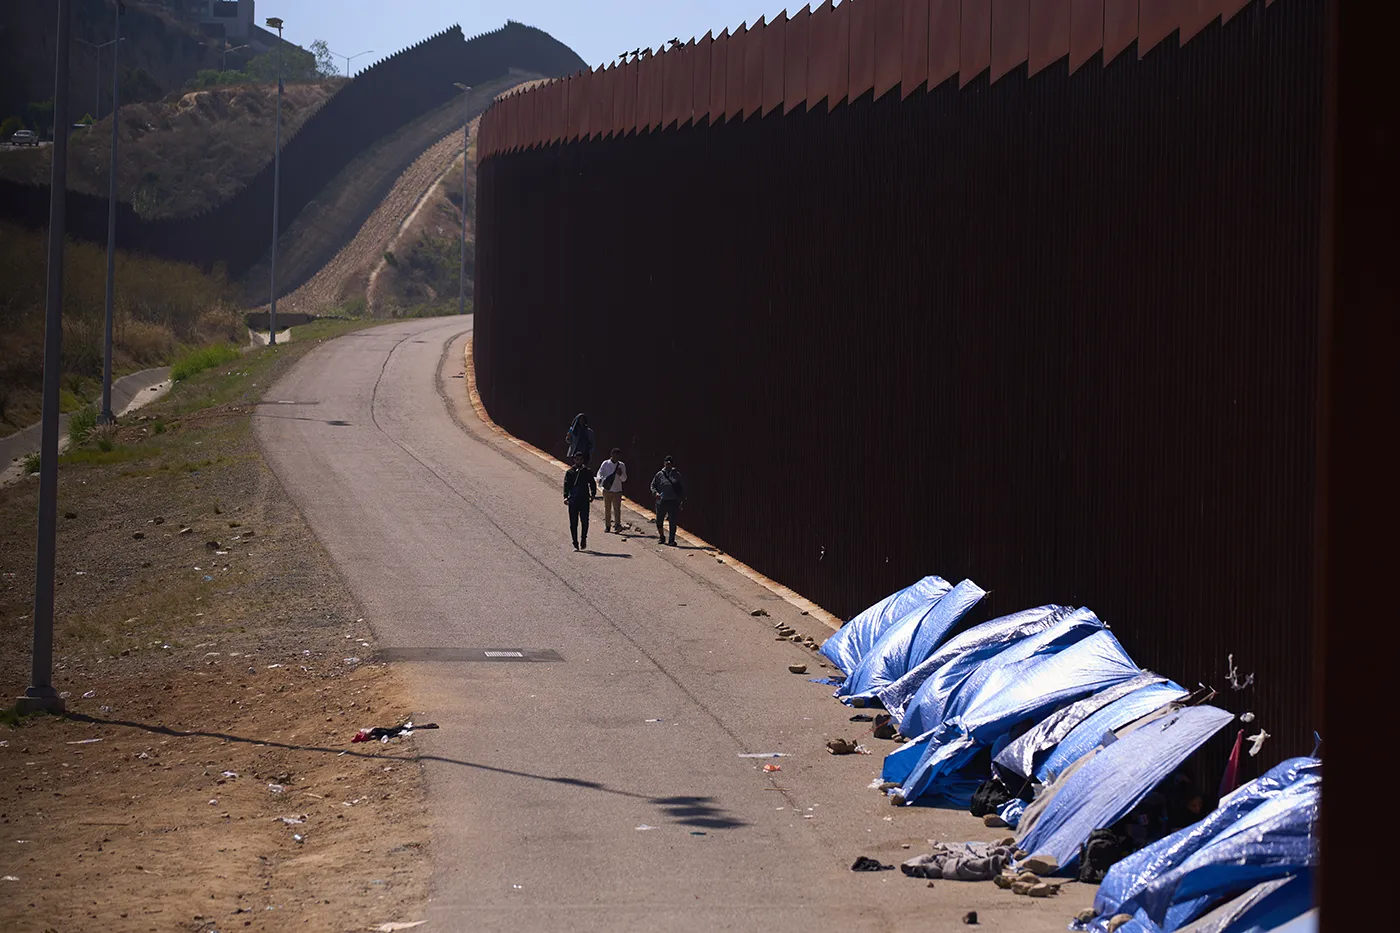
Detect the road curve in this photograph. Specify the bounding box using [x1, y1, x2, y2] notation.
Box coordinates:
[254, 316, 1089, 932]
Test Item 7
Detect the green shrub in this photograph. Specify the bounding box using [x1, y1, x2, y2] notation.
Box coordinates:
[67, 406, 98, 446]
[22, 452, 40, 474]
[170, 343, 240, 381]
[0, 116, 21, 139]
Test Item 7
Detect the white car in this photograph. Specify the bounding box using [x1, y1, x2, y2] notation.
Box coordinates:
[10, 129, 38, 146]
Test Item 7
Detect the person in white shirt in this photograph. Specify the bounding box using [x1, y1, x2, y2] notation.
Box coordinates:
[595, 448, 627, 533]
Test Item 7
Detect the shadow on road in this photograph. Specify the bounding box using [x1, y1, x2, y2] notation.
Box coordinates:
[66, 712, 750, 829]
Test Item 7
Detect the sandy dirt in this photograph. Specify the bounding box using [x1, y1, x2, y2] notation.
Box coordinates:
[0, 329, 432, 933]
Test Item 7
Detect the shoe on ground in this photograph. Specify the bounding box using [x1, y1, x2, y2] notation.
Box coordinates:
[581, 541, 587, 550]
[668, 539, 676, 546]
[572, 542, 579, 551]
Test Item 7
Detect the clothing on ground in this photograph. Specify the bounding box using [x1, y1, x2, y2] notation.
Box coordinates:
[900, 842, 1014, 881]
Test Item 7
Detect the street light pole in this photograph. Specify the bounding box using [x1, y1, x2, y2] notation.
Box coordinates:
[454, 83, 472, 318]
[329, 48, 374, 77]
[99, 1, 123, 425]
[76, 36, 122, 121]
[18, 0, 73, 716]
[266, 16, 284, 346]
[222, 43, 249, 72]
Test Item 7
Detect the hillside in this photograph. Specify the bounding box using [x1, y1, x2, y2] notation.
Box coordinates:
[0, 81, 342, 219]
[0, 0, 231, 126]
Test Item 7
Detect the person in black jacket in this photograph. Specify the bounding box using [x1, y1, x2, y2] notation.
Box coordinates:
[563, 452, 597, 550]
[649, 455, 684, 545]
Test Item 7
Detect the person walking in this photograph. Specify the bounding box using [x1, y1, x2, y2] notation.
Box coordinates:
[596, 447, 627, 533]
[563, 452, 596, 550]
[565, 413, 595, 465]
[649, 455, 684, 546]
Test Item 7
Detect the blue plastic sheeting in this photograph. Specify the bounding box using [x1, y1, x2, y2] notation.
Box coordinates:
[1262, 909, 1316, 933]
[1014, 705, 1235, 872]
[1170, 874, 1312, 933]
[896, 607, 1103, 740]
[998, 796, 1027, 830]
[837, 579, 985, 703]
[992, 672, 1172, 785]
[818, 576, 951, 674]
[1036, 683, 1190, 784]
[893, 628, 1145, 805]
[1133, 780, 1319, 930]
[1091, 758, 1321, 930]
[879, 605, 1073, 729]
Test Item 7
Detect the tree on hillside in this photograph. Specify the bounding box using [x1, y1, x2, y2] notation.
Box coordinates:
[310, 40, 339, 78]
[25, 99, 54, 135]
[120, 68, 164, 104]
[0, 116, 21, 139]
[244, 44, 319, 83]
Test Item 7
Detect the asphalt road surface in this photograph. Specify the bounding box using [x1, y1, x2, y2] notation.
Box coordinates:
[255, 316, 1091, 932]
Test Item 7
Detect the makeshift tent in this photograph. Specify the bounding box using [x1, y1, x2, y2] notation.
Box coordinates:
[1036, 682, 1192, 785]
[819, 576, 951, 674]
[1161, 874, 1312, 933]
[895, 607, 1104, 740]
[879, 604, 1073, 728]
[1131, 781, 1319, 931]
[1014, 705, 1236, 872]
[890, 625, 1142, 804]
[993, 673, 1177, 785]
[1090, 757, 1320, 930]
[836, 579, 985, 703]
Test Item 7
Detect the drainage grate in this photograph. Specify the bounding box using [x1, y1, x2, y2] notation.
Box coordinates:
[376, 648, 563, 663]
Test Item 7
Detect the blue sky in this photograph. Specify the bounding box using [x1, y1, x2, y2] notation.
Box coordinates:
[272, 1, 807, 75]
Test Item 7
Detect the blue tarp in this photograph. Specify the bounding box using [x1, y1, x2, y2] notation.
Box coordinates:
[1090, 757, 1320, 931]
[992, 672, 1174, 785]
[1035, 682, 1190, 784]
[818, 576, 951, 674]
[887, 623, 1140, 804]
[895, 607, 1103, 740]
[1014, 705, 1236, 872]
[836, 579, 985, 703]
[879, 604, 1073, 729]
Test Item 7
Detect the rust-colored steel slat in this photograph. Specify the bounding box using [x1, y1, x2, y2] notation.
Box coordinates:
[579, 68, 594, 140]
[849, 0, 876, 101]
[785, 7, 811, 113]
[764, 10, 787, 116]
[649, 52, 666, 129]
[711, 29, 730, 120]
[1139, 0, 1180, 57]
[961, 0, 992, 86]
[1221, 0, 1250, 23]
[1069, 0, 1104, 72]
[550, 79, 565, 144]
[664, 43, 682, 128]
[678, 40, 696, 126]
[807, 2, 837, 108]
[991, 0, 1030, 82]
[830, 0, 853, 107]
[622, 60, 638, 134]
[523, 85, 537, 148]
[726, 24, 747, 119]
[745, 17, 766, 119]
[1029, 0, 1072, 76]
[641, 53, 661, 131]
[1179, 0, 1223, 46]
[609, 63, 624, 136]
[930, 0, 961, 87]
[1104, 0, 1138, 63]
[504, 93, 517, 152]
[902, 0, 930, 97]
[695, 32, 714, 121]
[874, 0, 904, 100]
[566, 71, 582, 140]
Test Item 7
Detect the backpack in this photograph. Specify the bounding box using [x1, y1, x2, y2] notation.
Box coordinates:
[970, 778, 1014, 817]
[1077, 827, 1131, 883]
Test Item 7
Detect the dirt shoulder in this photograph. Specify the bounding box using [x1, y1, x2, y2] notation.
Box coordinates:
[0, 320, 432, 933]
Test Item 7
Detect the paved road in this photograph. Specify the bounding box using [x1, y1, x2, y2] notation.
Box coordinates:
[255, 316, 1090, 932]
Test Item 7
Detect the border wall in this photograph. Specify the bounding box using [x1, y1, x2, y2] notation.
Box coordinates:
[473, 0, 1326, 783]
[0, 21, 586, 281]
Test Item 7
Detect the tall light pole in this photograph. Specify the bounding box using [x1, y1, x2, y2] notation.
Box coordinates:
[266, 16, 284, 345]
[18, 0, 73, 716]
[99, 2, 125, 425]
[329, 48, 373, 77]
[454, 83, 472, 318]
[222, 43, 249, 72]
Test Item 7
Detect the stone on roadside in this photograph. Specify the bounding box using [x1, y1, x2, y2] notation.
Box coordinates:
[982, 813, 1009, 828]
[788, 664, 807, 674]
[1021, 854, 1059, 875]
[998, 836, 1016, 847]
[1015, 871, 1040, 884]
[178, 527, 192, 535]
[827, 738, 859, 755]
[1108, 916, 1134, 933]
[962, 911, 978, 925]
[1027, 883, 1058, 898]
[992, 873, 1014, 889]
[789, 634, 803, 642]
[1076, 909, 1098, 924]
[132, 531, 145, 540]
[750, 608, 769, 617]
[1011, 881, 1034, 896]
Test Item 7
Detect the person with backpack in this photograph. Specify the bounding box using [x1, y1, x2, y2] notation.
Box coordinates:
[563, 452, 597, 551]
[565, 413, 595, 465]
[595, 448, 627, 533]
[649, 455, 684, 546]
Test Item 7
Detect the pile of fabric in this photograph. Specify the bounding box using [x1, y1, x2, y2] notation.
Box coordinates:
[820, 577, 1319, 932]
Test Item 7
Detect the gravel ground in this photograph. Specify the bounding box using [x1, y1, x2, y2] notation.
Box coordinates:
[0, 324, 432, 933]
